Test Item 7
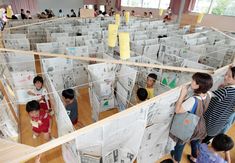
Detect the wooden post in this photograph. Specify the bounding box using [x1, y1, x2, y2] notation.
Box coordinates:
[176, 0, 186, 24]
[0, 80, 19, 123]
[34, 54, 42, 75]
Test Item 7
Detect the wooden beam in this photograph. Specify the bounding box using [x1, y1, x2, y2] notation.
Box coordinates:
[211, 27, 235, 41]
[0, 48, 214, 74]
[0, 138, 34, 163]
[5, 17, 67, 30]
[0, 80, 19, 123]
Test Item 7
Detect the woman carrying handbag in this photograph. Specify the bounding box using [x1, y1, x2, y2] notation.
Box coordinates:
[170, 73, 213, 163]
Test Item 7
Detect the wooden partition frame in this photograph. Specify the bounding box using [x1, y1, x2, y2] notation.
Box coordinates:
[0, 48, 214, 74]
[0, 63, 231, 163]
[1, 21, 234, 162]
[5, 17, 67, 30]
[0, 80, 19, 123]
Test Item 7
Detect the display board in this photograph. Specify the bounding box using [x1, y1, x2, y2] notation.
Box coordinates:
[45, 74, 79, 163]
[0, 97, 18, 142]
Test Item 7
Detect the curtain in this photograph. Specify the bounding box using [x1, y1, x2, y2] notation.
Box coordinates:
[115, 0, 121, 11]
[10, 0, 38, 15]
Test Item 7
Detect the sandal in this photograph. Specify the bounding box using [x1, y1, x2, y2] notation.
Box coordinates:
[187, 154, 196, 163]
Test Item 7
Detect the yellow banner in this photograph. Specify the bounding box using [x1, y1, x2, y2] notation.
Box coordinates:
[124, 11, 130, 24]
[108, 24, 118, 47]
[159, 9, 164, 16]
[6, 5, 13, 18]
[197, 13, 204, 23]
[119, 32, 130, 60]
[115, 14, 120, 26]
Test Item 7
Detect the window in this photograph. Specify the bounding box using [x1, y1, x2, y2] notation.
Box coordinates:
[100, 5, 105, 12]
[84, 5, 94, 9]
[159, 0, 170, 9]
[193, 0, 235, 16]
[121, 0, 169, 9]
[121, 0, 129, 7]
[193, 0, 212, 13]
[142, 0, 160, 8]
[129, 0, 143, 7]
[210, 0, 235, 16]
[121, 0, 142, 7]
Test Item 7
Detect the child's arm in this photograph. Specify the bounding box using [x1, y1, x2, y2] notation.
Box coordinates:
[48, 115, 52, 133]
[175, 85, 188, 113]
[27, 90, 36, 96]
[224, 151, 231, 163]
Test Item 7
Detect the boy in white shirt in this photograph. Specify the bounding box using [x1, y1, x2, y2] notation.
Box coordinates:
[28, 76, 51, 113]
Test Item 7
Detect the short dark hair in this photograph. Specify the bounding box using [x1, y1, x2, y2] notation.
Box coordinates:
[149, 12, 152, 14]
[137, 88, 148, 101]
[26, 10, 30, 13]
[147, 73, 157, 81]
[160, 159, 174, 163]
[230, 66, 235, 78]
[212, 134, 234, 152]
[62, 89, 75, 100]
[26, 100, 40, 113]
[192, 72, 213, 94]
[33, 76, 44, 85]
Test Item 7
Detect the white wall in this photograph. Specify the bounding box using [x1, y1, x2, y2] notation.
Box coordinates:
[37, 0, 83, 17]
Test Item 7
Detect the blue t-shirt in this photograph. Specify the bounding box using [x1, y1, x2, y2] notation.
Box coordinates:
[66, 99, 78, 123]
[197, 144, 227, 163]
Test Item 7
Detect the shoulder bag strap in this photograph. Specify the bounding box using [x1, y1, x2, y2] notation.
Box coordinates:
[191, 97, 198, 114]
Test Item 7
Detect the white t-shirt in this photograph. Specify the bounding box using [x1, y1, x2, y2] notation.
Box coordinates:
[182, 92, 211, 112]
[29, 87, 49, 101]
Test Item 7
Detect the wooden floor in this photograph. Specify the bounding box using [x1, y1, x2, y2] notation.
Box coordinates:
[19, 88, 235, 163]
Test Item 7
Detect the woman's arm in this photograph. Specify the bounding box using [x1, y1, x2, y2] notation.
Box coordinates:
[225, 151, 231, 163]
[175, 85, 189, 113]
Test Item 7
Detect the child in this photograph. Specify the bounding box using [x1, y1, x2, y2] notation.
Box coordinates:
[20, 9, 27, 19]
[197, 134, 234, 163]
[26, 100, 51, 140]
[137, 88, 148, 102]
[203, 66, 235, 144]
[144, 12, 148, 17]
[171, 72, 213, 163]
[26, 10, 32, 19]
[58, 9, 64, 17]
[70, 9, 76, 17]
[62, 89, 78, 125]
[27, 76, 51, 113]
[163, 7, 172, 22]
[146, 73, 157, 99]
[149, 12, 153, 18]
[131, 10, 135, 16]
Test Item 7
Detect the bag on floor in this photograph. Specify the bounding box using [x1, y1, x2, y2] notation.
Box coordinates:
[170, 97, 199, 142]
